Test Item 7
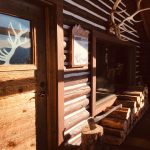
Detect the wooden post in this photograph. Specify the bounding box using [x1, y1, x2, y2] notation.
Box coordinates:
[81, 118, 103, 150]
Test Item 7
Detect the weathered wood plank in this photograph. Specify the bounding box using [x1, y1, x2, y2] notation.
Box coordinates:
[0, 78, 36, 97]
[0, 70, 34, 82]
[0, 92, 36, 150]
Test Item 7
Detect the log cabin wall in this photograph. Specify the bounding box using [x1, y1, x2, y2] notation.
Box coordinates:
[63, 0, 147, 146]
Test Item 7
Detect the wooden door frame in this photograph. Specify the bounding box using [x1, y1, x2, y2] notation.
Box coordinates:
[42, 0, 64, 150]
[25, 0, 64, 149]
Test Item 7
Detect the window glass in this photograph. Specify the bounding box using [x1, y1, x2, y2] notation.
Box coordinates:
[0, 13, 32, 65]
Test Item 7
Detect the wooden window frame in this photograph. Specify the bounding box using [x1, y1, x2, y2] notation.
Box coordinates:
[70, 25, 89, 68]
[0, 9, 38, 72]
[91, 30, 136, 117]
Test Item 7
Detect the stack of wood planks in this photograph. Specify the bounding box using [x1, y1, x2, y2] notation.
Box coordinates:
[99, 86, 149, 145]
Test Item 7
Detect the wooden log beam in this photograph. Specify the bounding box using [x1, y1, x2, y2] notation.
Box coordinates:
[64, 98, 89, 116]
[64, 86, 91, 101]
[105, 107, 131, 120]
[123, 91, 143, 97]
[94, 104, 122, 122]
[117, 95, 141, 105]
[100, 117, 128, 131]
[67, 133, 81, 145]
[95, 94, 117, 115]
[65, 120, 88, 139]
[64, 110, 90, 130]
[108, 106, 131, 112]
[115, 100, 137, 109]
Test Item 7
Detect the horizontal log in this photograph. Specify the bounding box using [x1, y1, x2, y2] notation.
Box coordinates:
[117, 95, 141, 105]
[64, 98, 89, 116]
[64, 41, 67, 48]
[65, 83, 89, 92]
[64, 78, 89, 87]
[64, 95, 89, 106]
[64, 110, 90, 130]
[72, 137, 82, 146]
[118, 95, 142, 108]
[94, 104, 122, 122]
[105, 107, 131, 120]
[95, 95, 117, 115]
[65, 120, 88, 139]
[96, 94, 117, 105]
[123, 91, 143, 97]
[68, 133, 81, 145]
[104, 127, 125, 138]
[103, 135, 125, 145]
[64, 2, 107, 26]
[115, 100, 137, 109]
[70, 0, 108, 20]
[100, 117, 128, 131]
[63, 13, 104, 35]
[64, 86, 91, 101]
[108, 106, 131, 112]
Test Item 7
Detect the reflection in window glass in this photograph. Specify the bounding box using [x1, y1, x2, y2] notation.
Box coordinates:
[0, 14, 32, 65]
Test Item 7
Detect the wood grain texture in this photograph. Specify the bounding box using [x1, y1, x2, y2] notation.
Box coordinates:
[0, 92, 36, 150]
[64, 109, 90, 130]
[62, 0, 148, 147]
[100, 117, 128, 131]
[64, 98, 89, 116]
[0, 1, 49, 150]
[64, 86, 91, 102]
[65, 120, 88, 139]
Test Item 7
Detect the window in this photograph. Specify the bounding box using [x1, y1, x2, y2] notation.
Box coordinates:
[91, 30, 136, 116]
[0, 13, 32, 65]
